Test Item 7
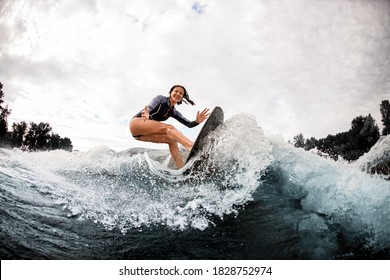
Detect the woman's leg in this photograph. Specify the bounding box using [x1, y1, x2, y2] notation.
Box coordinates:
[129, 118, 190, 168]
[168, 142, 184, 168]
[135, 134, 184, 168]
[130, 118, 193, 150]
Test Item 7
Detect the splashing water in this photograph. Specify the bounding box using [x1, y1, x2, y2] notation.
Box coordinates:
[1, 114, 389, 259]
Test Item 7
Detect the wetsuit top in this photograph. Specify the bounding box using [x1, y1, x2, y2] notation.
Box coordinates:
[133, 95, 199, 128]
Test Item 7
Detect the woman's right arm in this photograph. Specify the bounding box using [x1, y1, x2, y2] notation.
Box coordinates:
[141, 106, 149, 120]
[138, 95, 163, 120]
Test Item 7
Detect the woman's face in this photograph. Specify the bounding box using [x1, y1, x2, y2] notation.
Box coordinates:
[170, 87, 184, 103]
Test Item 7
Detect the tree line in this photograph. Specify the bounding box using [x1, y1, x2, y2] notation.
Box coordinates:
[292, 100, 390, 162]
[0, 82, 73, 151]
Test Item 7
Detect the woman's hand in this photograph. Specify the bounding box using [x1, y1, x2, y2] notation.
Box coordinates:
[141, 106, 150, 121]
[196, 108, 210, 124]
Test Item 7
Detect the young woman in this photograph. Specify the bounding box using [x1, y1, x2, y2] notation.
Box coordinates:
[129, 85, 210, 168]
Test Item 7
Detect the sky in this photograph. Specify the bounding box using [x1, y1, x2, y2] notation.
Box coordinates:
[1, 0, 390, 151]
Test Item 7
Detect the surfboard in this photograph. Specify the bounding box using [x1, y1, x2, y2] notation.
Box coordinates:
[185, 106, 224, 164]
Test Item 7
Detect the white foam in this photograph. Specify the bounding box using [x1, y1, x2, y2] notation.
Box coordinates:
[270, 136, 390, 249]
[4, 115, 389, 252]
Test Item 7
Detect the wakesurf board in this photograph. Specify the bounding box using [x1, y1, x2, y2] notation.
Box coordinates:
[185, 106, 224, 164]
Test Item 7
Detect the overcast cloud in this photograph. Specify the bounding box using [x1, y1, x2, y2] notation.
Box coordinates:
[1, 0, 390, 151]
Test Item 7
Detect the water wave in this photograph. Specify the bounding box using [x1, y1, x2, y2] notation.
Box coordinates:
[1, 114, 389, 259]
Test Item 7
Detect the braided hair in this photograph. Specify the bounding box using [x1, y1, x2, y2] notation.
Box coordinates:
[169, 85, 195, 106]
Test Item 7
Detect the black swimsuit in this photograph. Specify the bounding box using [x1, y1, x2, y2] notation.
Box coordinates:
[132, 95, 198, 138]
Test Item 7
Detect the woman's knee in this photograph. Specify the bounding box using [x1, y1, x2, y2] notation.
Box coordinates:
[164, 124, 176, 136]
[129, 118, 140, 135]
[129, 119, 135, 134]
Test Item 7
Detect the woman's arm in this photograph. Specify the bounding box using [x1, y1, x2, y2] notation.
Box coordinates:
[172, 110, 198, 127]
[196, 108, 210, 124]
[140, 95, 165, 120]
[172, 108, 210, 128]
[141, 106, 149, 121]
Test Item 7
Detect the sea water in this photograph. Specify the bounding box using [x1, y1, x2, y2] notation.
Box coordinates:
[0, 114, 389, 259]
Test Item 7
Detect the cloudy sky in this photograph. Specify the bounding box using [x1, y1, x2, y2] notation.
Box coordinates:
[1, 0, 390, 151]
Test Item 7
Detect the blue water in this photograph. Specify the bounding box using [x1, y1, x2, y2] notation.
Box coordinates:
[1, 115, 389, 259]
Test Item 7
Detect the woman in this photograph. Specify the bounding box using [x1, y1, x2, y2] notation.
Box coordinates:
[129, 85, 210, 168]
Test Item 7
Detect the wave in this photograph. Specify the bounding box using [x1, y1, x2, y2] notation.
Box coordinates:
[1, 114, 389, 259]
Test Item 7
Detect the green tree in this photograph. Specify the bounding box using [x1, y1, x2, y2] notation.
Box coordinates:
[0, 82, 12, 141]
[360, 114, 380, 146]
[59, 137, 73, 151]
[304, 137, 318, 151]
[24, 122, 53, 150]
[21, 123, 73, 151]
[9, 121, 28, 148]
[301, 114, 380, 162]
[336, 115, 379, 161]
[49, 133, 61, 150]
[380, 100, 390, 135]
[0, 82, 5, 109]
[293, 133, 305, 148]
[317, 134, 339, 160]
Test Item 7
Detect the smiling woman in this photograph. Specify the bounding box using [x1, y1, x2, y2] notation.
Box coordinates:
[129, 85, 210, 168]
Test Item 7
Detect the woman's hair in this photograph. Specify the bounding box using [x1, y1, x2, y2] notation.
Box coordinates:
[169, 85, 195, 105]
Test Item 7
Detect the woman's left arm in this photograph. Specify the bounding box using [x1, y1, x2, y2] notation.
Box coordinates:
[173, 108, 210, 128]
[196, 108, 210, 124]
